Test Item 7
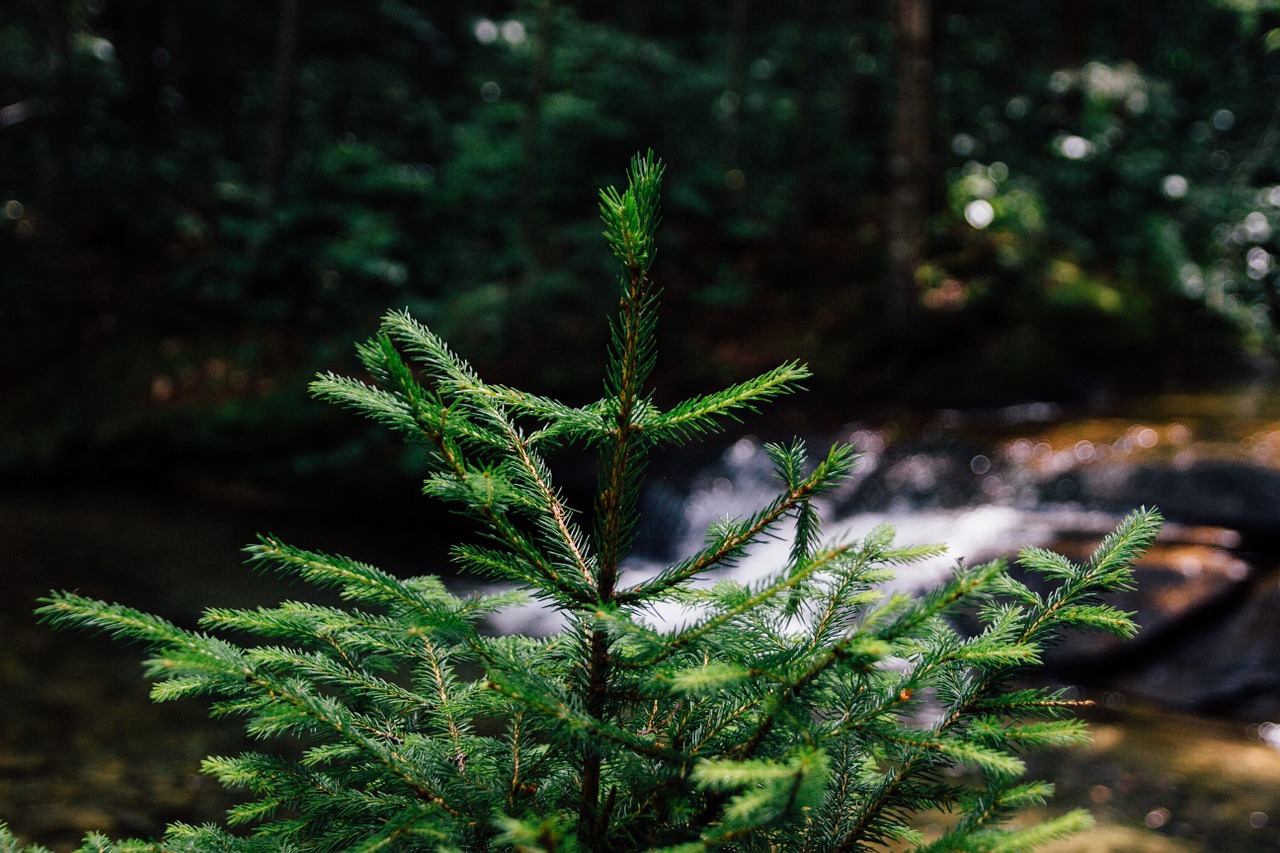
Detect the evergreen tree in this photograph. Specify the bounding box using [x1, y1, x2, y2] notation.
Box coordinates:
[0, 154, 1160, 852]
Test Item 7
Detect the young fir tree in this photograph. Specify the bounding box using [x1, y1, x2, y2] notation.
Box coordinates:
[2, 154, 1159, 853]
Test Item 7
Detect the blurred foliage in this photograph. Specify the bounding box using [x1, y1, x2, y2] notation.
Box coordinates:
[1, 0, 1278, 484]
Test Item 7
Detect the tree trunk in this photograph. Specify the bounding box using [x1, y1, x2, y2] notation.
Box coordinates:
[885, 0, 932, 334]
[721, 0, 748, 191]
[1055, 0, 1092, 69]
[1123, 2, 1149, 63]
[790, 0, 815, 233]
[265, 0, 303, 200]
[521, 0, 555, 271]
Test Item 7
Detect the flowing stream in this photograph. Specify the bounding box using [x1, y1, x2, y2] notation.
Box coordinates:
[4, 385, 1280, 850]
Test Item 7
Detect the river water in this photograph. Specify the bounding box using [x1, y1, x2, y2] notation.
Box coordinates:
[3, 386, 1280, 850]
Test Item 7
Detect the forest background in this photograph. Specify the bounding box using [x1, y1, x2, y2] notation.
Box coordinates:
[3, 0, 1280, 493]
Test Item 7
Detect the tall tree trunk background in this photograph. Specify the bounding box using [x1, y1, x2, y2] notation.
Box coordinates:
[790, 0, 816, 235]
[885, 0, 932, 336]
[265, 0, 303, 201]
[721, 0, 748, 199]
[521, 0, 555, 273]
[1056, 0, 1093, 69]
[1055, 0, 1091, 121]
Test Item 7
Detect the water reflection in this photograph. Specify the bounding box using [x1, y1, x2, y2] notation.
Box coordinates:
[1026, 701, 1280, 850]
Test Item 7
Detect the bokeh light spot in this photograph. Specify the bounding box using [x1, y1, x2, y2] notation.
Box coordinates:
[1247, 247, 1272, 279]
[1245, 211, 1272, 241]
[474, 19, 499, 44]
[1058, 135, 1091, 160]
[1005, 96, 1029, 119]
[964, 199, 994, 229]
[501, 20, 527, 45]
[1161, 174, 1189, 199]
[749, 58, 774, 80]
[151, 376, 175, 402]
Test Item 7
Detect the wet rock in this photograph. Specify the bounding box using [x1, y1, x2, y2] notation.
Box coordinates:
[1048, 460, 1280, 534]
[643, 432, 1280, 720]
[997, 510, 1280, 719]
[1041, 526, 1252, 660]
[983, 522, 1259, 688]
[1117, 572, 1280, 718]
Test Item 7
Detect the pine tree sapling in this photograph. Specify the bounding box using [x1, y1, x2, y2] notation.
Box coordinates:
[3, 153, 1160, 852]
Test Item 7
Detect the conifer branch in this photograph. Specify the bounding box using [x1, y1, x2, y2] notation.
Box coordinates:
[645, 361, 812, 442]
[480, 671, 690, 765]
[834, 509, 1160, 847]
[659, 443, 854, 596]
[647, 543, 856, 670]
[499, 418, 597, 588]
[577, 152, 665, 842]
